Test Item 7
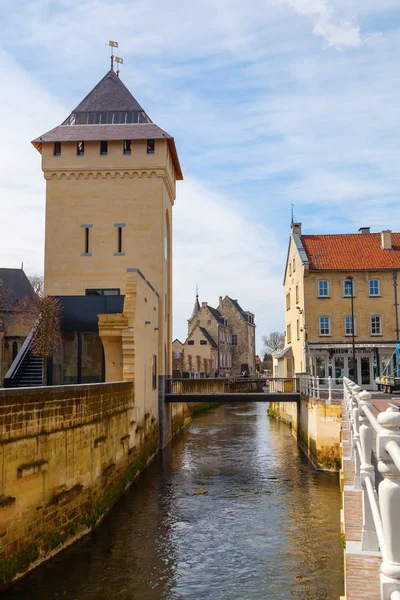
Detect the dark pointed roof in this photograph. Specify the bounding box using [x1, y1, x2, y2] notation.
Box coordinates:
[32, 69, 183, 180]
[72, 70, 147, 114]
[0, 268, 35, 308]
[191, 292, 201, 319]
[199, 327, 218, 348]
[207, 305, 224, 324]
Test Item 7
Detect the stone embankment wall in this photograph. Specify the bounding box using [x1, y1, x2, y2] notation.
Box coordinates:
[268, 396, 341, 471]
[0, 383, 216, 591]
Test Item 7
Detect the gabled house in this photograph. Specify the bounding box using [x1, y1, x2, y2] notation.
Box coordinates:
[282, 223, 400, 389]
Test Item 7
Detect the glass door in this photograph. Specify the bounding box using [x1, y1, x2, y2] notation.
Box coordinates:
[333, 357, 344, 386]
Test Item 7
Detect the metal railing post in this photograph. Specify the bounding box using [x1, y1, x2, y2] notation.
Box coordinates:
[377, 408, 400, 600]
[358, 389, 379, 551]
[327, 376, 332, 405]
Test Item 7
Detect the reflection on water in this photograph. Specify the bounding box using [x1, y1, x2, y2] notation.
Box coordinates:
[7, 403, 343, 599]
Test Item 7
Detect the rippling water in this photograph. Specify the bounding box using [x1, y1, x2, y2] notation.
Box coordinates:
[7, 403, 344, 599]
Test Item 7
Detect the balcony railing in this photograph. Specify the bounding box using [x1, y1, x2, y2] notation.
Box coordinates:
[343, 376, 400, 599]
[170, 377, 301, 395]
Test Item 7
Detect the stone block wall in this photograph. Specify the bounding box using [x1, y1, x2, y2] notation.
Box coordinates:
[0, 381, 158, 590]
[268, 396, 341, 470]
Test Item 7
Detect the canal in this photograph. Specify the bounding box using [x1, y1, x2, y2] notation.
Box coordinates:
[7, 403, 344, 599]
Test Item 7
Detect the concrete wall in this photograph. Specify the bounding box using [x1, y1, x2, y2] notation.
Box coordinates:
[268, 396, 341, 471]
[0, 381, 161, 590]
[0, 380, 197, 590]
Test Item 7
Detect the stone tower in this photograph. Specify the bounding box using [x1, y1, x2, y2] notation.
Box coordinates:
[32, 69, 182, 422]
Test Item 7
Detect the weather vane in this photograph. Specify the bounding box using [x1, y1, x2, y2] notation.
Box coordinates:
[115, 56, 124, 78]
[106, 40, 118, 71]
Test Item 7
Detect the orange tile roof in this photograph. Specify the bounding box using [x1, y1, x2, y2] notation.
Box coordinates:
[301, 233, 400, 271]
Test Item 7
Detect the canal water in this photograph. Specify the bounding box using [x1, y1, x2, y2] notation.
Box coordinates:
[7, 404, 344, 599]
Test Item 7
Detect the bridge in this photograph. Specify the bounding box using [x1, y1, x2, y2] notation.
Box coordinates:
[165, 377, 301, 403]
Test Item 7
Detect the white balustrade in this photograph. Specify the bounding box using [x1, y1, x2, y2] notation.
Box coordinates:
[343, 377, 400, 600]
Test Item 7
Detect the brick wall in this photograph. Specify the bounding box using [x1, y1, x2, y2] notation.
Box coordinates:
[0, 381, 158, 590]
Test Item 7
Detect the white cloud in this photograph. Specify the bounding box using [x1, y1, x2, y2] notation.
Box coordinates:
[276, 0, 364, 48]
[0, 49, 67, 275]
[173, 178, 285, 349]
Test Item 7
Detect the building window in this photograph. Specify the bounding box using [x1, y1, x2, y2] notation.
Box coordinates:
[152, 355, 157, 390]
[293, 258, 296, 272]
[207, 319, 211, 325]
[81, 225, 92, 254]
[118, 227, 122, 253]
[297, 319, 300, 340]
[369, 279, 380, 296]
[344, 279, 354, 297]
[319, 316, 330, 336]
[53, 142, 61, 156]
[318, 280, 329, 297]
[147, 139, 155, 154]
[12, 341, 18, 361]
[286, 292, 291, 311]
[187, 340, 194, 345]
[345, 316, 355, 336]
[77, 141, 84, 156]
[200, 340, 207, 345]
[371, 315, 382, 335]
[123, 140, 131, 155]
[100, 140, 108, 155]
[287, 324, 291, 344]
[232, 334, 238, 346]
[295, 285, 299, 304]
[86, 289, 120, 296]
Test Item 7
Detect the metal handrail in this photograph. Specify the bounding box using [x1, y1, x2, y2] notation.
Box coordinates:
[343, 376, 400, 598]
[4, 326, 36, 383]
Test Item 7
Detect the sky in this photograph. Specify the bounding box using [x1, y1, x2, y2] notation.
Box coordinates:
[1, 0, 400, 351]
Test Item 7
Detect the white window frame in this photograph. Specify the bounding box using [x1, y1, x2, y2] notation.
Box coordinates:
[232, 334, 238, 346]
[345, 316, 356, 336]
[318, 280, 329, 297]
[343, 279, 354, 297]
[369, 279, 380, 297]
[371, 315, 382, 336]
[319, 316, 330, 336]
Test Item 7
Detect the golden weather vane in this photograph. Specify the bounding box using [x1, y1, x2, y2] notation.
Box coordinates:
[115, 56, 124, 78]
[106, 40, 118, 71]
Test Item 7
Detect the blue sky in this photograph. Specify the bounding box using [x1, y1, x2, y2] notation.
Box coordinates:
[1, 0, 400, 350]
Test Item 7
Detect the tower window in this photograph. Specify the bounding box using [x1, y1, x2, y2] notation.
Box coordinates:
[147, 139, 155, 154]
[85, 227, 89, 253]
[123, 140, 131, 155]
[53, 142, 61, 156]
[118, 227, 122, 253]
[77, 141, 84, 156]
[81, 224, 92, 255]
[114, 223, 125, 255]
[100, 140, 108, 155]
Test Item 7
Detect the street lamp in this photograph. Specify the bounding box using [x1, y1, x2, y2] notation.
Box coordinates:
[346, 276, 357, 383]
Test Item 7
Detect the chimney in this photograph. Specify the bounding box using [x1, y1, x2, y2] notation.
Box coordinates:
[201, 301, 207, 308]
[219, 296, 223, 305]
[291, 222, 302, 235]
[358, 227, 370, 234]
[381, 230, 392, 250]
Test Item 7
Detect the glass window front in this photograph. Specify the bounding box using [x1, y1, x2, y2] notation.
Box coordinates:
[344, 279, 353, 297]
[319, 316, 330, 336]
[369, 280, 380, 296]
[81, 333, 103, 384]
[371, 315, 382, 335]
[318, 280, 329, 297]
[345, 316, 355, 335]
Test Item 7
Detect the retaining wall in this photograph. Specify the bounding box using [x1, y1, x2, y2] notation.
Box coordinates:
[268, 396, 342, 471]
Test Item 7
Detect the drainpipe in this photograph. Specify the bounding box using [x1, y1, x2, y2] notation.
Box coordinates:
[394, 271, 400, 341]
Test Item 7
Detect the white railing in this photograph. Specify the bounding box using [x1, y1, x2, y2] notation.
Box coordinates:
[343, 376, 400, 600]
[300, 375, 343, 404]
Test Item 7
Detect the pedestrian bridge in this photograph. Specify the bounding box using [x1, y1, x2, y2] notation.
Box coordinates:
[165, 377, 301, 403]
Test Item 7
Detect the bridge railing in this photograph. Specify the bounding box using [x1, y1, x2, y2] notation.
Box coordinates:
[343, 376, 400, 599]
[170, 377, 300, 395]
[300, 375, 344, 404]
